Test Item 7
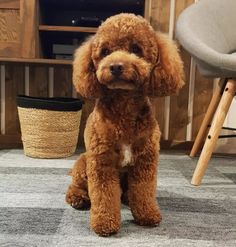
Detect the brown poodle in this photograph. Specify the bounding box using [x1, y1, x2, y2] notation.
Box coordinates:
[66, 13, 184, 236]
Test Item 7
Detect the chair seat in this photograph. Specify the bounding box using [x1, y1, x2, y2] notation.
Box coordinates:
[195, 52, 236, 78]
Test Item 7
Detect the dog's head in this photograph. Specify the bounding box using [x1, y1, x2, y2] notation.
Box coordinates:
[73, 13, 184, 98]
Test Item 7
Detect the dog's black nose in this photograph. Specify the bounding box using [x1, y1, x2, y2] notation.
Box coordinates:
[110, 63, 123, 76]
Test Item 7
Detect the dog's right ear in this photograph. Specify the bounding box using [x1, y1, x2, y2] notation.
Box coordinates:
[73, 36, 102, 99]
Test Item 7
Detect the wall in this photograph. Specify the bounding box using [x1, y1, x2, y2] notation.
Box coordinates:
[150, 0, 234, 153]
[150, 0, 214, 147]
[0, 0, 233, 152]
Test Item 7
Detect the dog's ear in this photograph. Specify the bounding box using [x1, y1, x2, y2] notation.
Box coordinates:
[149, 32, 184, 97]
[73, 36, 102, 99]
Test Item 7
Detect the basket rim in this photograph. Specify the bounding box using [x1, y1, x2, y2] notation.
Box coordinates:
[17, 95, 83, 112]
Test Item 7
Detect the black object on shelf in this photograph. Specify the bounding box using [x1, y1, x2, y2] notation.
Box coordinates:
[71, 17, 103, 27]
[39, 0, 145, 26]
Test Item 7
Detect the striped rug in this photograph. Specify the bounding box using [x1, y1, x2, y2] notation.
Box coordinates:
[0, 149, 235, 247]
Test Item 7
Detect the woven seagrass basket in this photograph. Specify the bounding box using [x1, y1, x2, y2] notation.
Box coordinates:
[17, 95, 83, 158]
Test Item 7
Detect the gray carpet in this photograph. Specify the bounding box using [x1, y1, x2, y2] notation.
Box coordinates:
[0, 149, 235, 247]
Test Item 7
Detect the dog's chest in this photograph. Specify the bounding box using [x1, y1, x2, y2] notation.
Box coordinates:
[120, 144, 133, 167]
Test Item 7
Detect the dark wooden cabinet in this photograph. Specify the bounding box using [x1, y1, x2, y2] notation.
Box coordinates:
[0, 0, 150, 148]
[38, 0, 146, 60]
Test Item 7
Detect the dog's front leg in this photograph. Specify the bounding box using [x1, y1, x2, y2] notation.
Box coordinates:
[87, 151, 121, 236]
[128, 142, 162, 226]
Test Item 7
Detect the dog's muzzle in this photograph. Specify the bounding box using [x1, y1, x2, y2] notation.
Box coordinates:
[96, 51, 151, 91]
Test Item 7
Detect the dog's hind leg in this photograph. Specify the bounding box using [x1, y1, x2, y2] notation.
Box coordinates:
[65, 153, 90, 209]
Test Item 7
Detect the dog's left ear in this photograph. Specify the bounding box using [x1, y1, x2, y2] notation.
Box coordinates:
[149, 32, 185, 97]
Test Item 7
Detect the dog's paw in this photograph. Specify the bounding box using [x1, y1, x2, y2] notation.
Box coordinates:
[65, 186, 90, 210]
[91, 214, 120, 237]
[66, 193, 90, 210]
[133, 209, 162, 227]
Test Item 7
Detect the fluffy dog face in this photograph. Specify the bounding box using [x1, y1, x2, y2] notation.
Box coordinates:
[73, 13, 184, 98]
[92, 15, 158, 91]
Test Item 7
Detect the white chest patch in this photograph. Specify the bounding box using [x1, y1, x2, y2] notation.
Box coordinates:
[121, 144, 133, 167]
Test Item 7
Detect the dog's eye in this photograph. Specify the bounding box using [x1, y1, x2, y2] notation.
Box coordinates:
[131, 44, 142, 55]
[101, 48, 110, 57]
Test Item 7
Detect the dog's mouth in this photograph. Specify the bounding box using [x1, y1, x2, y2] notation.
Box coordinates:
[106, 79, 136, 90]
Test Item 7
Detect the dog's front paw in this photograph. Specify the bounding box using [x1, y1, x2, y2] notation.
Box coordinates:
[66, 185, 90, 210]
[133, 208, 162, 226]
[91, 213, 120, 237]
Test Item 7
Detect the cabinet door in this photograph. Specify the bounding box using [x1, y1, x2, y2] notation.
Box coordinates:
[0, 0, 39, 58]
[0, 0, 21, 57]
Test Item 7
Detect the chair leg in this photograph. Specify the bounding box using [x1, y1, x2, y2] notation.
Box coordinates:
[191, 79, 236, 186]
[190, 78, 225, 157]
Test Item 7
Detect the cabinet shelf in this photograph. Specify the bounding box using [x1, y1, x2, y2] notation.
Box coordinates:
[0, 57, 72, 65]
[39, 25, 97, 33]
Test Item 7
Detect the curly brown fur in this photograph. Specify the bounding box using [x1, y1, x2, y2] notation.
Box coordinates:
[66, 13, 184, 236]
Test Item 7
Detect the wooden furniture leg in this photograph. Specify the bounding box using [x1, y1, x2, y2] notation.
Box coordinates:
[191, 79, 236, 186]
[190, 78, 225, 157]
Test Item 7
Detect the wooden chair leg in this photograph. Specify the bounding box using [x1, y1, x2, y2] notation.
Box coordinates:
[190, 78, 225, 157]
[191, 79, 236, 186]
